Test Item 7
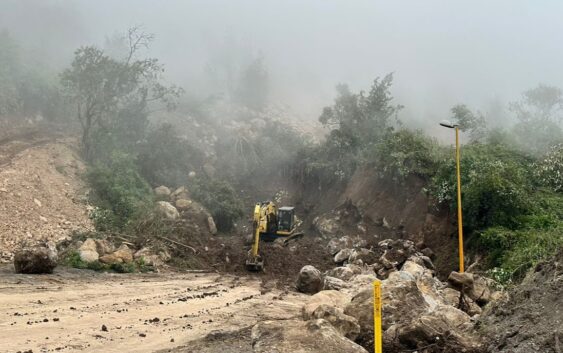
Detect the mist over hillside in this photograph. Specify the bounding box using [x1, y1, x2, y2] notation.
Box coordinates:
[2, 0, 563, 133]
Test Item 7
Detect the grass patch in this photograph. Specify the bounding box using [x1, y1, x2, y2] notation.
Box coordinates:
[61, 251, 153, 273]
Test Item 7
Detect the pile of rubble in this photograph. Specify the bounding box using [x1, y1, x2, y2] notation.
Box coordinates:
[282, 237, 498, 353]
[11, 184, 220, 274]
[153, 185, 217, 234]
[0, 138, 93, 263]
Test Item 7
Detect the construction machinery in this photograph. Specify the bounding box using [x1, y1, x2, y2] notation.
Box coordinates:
[245, 201, 302, 271]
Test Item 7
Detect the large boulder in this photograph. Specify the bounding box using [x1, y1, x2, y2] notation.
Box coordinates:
[79, 238, 99, 263]
[327, 236, 353, 255]
[251, 319, 368, 353]
[154, 185, 171, 199]
[313, 214, 342, 238]
[175, 198, 192, 210]
[327, 266, 355, 281]
[448, 271, 474, 289]
[448, 272, 492, 307]
[112, 244, 134, 263]
[386, 305, 481, 352]
[345, 273, 379, 295]
[349, 248, 378, 265]
[296, 265, 323, 294]
[323, 276, 348, 291]
[310, 304, 361, 341]
[345, 271, 429, 335]
[302, 290, 349, 319]
[334, 248, 352, 263]
[467, 275, 492, 305]
[133, 247, 165, 267]
[207, 216, 218, 235]
[14, 244, 57, 274]
[155, 201, 180, 220]
[99, 253, 122, 264]
[99, 244, 134, 264]
[94, 239, 115, 256]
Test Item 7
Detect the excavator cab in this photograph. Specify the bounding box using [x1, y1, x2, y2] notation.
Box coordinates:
[277, 207, 295, 234]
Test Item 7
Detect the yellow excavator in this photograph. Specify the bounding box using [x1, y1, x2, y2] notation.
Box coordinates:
[245, 201, 302, 271]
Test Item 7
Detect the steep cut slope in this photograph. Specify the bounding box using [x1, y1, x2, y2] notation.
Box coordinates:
[330, 167, 455, 276]
[482, 250, 563, 353]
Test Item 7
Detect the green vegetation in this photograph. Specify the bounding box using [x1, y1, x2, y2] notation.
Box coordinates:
[303, 76, 563, 284]
[59, 28, 244, 232]
[62, 251, 152, 273]
[87, 152, 153, 231]
[190, 178, 244, 232]
[61, 27, 182, 160]
[137, 124, 204, 188]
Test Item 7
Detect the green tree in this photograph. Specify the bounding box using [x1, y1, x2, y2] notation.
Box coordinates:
[61, 27, 182, 160]
[451, 104, 487, 142]
[320, 74, 403, 155]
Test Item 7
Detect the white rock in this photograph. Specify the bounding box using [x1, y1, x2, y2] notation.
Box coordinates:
[155, 201, 179, 220]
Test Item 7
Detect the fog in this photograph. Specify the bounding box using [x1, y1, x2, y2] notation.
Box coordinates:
[2, 0, 563, 130]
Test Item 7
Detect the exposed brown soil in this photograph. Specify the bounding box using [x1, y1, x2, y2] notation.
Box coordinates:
[134, 220, 335, 288]
[481, 250, 563, 353]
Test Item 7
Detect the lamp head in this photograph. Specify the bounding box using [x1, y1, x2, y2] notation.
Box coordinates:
[439, 120, 458, 129]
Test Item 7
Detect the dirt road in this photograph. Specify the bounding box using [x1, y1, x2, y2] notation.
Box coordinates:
[0, 266, 306, 353]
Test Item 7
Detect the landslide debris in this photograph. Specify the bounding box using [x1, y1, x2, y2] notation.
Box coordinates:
[0, 135, 93, 263]
[481, 250, 563, 353]
[289, 238, 496, 353]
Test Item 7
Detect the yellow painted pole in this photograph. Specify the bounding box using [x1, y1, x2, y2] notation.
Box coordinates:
[373, 280, 382, 353]
[455, 127, 465, 273]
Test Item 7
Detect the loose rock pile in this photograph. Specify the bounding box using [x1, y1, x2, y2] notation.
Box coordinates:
[152, 185, 217, 235]
[289, 237, 497, 352]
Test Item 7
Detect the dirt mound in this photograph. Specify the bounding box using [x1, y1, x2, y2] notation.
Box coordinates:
[482, 250, 563, 353]
[0, 135, 93, 262]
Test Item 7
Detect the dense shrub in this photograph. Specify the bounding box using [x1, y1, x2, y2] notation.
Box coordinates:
[480, 222, 563, 282]
[534, 143, 563, 192]
[189, 178, 244, 232]
[87, 152, 153, 230]
[370, 129, 441, 182]
[431, 143, 534, 231]
[137, 123, 205, 187]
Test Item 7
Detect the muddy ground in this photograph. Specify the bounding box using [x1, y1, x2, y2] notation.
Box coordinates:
[0, 265, 307, 353]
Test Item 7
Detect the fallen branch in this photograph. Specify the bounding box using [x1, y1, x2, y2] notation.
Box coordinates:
[156, 235, 197, 253]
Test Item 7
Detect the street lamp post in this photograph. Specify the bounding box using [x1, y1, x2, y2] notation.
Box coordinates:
[440, 120, 465, 273]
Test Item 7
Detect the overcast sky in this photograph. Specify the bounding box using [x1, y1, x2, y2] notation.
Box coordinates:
[2, 0, 563, 129]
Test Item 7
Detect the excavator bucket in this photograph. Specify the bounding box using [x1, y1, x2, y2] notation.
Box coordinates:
[245, 255, 264, 272]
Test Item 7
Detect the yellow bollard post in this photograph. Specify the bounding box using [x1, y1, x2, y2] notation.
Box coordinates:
[373, 280, 382, 353]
